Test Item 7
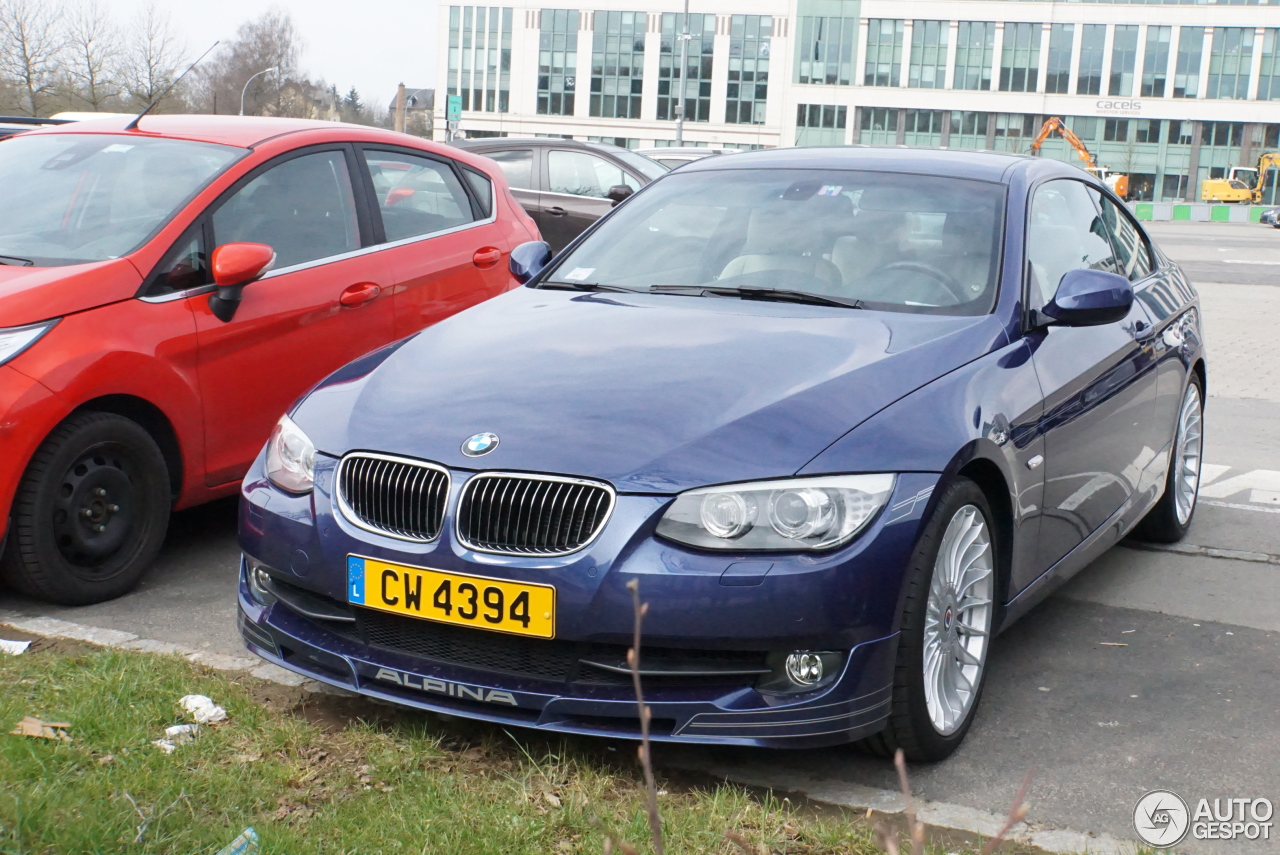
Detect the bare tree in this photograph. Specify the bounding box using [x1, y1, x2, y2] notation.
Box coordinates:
[120, 2, 186, 110]
[64, 0, 119, 111]
[0, 0, 65, 116]
[192, 8, 303, 116]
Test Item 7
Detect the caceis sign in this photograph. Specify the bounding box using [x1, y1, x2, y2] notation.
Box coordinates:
[1096, 99, 1143, 116]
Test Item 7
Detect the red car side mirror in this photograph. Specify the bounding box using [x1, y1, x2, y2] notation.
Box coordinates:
[209, 243, 276, 322]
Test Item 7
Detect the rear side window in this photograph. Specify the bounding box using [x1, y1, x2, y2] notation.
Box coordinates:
[486, 149, 534, 189]
[1026, 179, 1119, 308]
[462, 167, 493, 218]
[547, 150, 639, 198]
[363, 150, 474, 242]
[213, 150, 360, 269]
[1097, 195, 1153, 281]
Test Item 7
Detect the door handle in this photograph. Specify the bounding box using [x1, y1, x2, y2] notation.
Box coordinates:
[545, 206, 567, 216]
[339, 282, 382, 308]
[472, 246, 503, 268]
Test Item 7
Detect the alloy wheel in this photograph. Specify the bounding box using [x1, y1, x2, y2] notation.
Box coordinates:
[1173, 383, 1204, 526]
[923, 504, 995, 736]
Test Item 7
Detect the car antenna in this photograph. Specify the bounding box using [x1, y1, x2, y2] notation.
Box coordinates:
[124, 41, 219, 132]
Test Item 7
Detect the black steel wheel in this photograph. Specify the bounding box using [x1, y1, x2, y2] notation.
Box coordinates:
[1, 412, 170, 605]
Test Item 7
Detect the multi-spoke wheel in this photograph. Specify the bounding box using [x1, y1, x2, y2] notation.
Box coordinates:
[861, 477, 1000, 761]
[1134, 376, 1205, 544]
[1, 412, 170, 605]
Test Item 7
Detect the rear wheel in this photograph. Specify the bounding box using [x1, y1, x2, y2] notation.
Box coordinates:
[1, 412, 170, 605]
[861, 478, 997, 761]
[1133, 376, 1204, 543]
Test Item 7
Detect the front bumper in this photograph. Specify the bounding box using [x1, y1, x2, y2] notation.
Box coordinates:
[238, 455, 939, 747]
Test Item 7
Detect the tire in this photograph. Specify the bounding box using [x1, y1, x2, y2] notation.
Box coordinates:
[1, 412, 170, 605]
[860, 478, 998, 762]
[1133, 376, 1205, 544]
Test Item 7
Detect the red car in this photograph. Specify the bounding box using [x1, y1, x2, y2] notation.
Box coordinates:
[0, 115, 538, 605]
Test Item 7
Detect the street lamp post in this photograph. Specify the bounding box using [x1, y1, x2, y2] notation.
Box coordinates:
[675, 0, 690, 145]
[240, 67, 278, 116]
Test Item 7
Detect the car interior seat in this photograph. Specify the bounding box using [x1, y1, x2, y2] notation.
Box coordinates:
[718, 198, 843, 289]
[231, 156, 360, 268]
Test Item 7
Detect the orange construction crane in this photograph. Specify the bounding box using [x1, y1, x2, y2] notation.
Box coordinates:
[1030, 116, 1130, 198]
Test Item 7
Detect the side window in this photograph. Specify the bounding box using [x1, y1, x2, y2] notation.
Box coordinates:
[462, 167, 493, 218]
[212, 150, 360, 270]
[487, 149, 534, 190]
[1097, 195, 1153, 282]
[150, 228, 208, 294]
[547, 150, 639, 198]
[363, 150, 474, 242]
[1026, 180, 1119, 309]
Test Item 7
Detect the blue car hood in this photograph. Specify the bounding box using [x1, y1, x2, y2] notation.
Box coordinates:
[295, 287, 1008, 493]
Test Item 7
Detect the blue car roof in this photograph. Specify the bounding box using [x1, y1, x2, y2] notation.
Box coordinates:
[677, 145, 1065, 184]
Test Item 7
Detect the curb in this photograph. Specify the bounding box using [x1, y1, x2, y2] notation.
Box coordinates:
[0, 611, 1143, 855]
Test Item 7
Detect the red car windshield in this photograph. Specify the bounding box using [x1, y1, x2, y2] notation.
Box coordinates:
[0, 133, 242, 267]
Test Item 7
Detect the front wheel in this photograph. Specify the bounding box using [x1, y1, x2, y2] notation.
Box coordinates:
[1, 412, 171, 605]
[1133, 376, 1204, 543]
[861, 478, 998, 761]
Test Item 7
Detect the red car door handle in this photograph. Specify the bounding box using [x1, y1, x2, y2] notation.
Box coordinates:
[473, 246, 503, 268]
[339, 282, 381, 308]
[546, 206, 567, 216]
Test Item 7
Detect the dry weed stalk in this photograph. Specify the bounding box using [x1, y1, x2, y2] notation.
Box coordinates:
[625, 578, 664, 855]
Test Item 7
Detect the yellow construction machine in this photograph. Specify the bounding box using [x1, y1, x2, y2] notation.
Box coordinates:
[1200, 152, 1280, 203]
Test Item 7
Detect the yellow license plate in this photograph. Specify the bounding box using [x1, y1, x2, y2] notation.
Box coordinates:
[346, 555, 555, 639]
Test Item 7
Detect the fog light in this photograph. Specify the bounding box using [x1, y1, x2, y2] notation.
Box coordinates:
[758, 650, 843, 695]
[785, 652, 825, 686]
[246, 558, 277, 606]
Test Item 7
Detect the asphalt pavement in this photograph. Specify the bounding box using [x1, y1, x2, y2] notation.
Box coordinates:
[2, 221, 1277, 853]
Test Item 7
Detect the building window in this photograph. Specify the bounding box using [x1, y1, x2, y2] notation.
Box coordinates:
[1045, 23, 1073, 94]
[1173, 121, 1194, 146]
[586, 136, 640, 148]
[658, 13, 714, 122]
[1071, 116, 1099, 141]
[864, 19, 904, 87]
[860, 107, 898, 132]
[903, 109, 944, 145]
[1103, 119, 1130, 142]
[1109, 25, 1139, 97]
[538, 9, 579, 116]
[1207, 27, 1254, 100]
[1000, 22, 1041, 92]
[795, 103, 847, 146]
[448, 6, 513, 113]
[726, 15, 771, 124]
[1142, 26, 1171, 98]
[1261, 30, 1280, 101]
[1174, 26, 1204, 99]
[1200, 122, 1243, 148]
[1076, 24, 1106, 96]
[954, 22, 995, 91]
[795, 16, 856, 86]
[908, 20, 948, 89]
[590, 10, 645, 119]
[1135, 119, 1162, 144]
[948, 111, 989, 148]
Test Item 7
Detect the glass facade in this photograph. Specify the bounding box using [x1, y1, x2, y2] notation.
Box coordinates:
[1045, 23, 1074, 94]
[859, 106, 898, 144]
[954, 22, 996, 90]
[795, 103, 847, 146]
[447, 6, 513, 112]
[796, 16, 857, 86]
[1077, 24, 1106, 95]
[1000, 22, 1041, 92]
[726, 15, 772, 124]
[1109, 25, 1139, 96]
[1142, 26, 1172, 97]
[903, 108, 944, 146]
[537, 9, 579, 115]
[909, 20, 948, 89]
[658, 13, 714, 122]
[949, 110, 989, 148]
[590, 10, 645, 119]
[1174, 26, 1205, 98]
[1207, 27, 1255, 99]
[1261, 29, 1280, 100]
[864, 19, 905, 87]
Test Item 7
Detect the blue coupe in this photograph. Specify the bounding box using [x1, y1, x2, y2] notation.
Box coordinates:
[237, 148, 1205, 759]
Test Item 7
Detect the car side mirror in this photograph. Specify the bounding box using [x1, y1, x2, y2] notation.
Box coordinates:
[509, 240, 552, 285]
[607, 184, 634, 206]
[1043, 268, 1134, 327]
[208, 242, 276, 323]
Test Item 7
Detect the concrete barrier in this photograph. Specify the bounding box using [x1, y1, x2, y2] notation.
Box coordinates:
[1130, 202, 1273, 223]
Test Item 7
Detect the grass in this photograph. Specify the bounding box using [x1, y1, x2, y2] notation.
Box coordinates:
[0, 639, 986, 855]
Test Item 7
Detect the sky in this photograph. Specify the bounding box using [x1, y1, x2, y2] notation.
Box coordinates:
[111, 0, 438, 111]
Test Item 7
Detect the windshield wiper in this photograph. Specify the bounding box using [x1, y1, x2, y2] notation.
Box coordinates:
[647, 285, 864, 309]
[0, 255, 34, 267]
[539, 280, 643, 293]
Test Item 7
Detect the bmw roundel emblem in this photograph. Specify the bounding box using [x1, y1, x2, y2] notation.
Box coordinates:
[462, 432, 500, 457]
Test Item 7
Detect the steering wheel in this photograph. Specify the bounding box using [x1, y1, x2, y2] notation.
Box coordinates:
[873, 261, 969, 306]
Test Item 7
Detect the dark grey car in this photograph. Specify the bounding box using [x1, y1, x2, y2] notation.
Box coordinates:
[452, 138, 667, 251]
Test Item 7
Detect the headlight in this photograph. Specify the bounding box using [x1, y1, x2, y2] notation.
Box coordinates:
[656, 474, 896, 551]
[265, 415, 316, 493]
[0, 320, 58, 366]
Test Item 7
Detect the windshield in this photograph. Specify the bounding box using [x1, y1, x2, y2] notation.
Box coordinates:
[545, 168, 1006, 315]
[0, 133, 242, 267]
[612, 149, 670, 181]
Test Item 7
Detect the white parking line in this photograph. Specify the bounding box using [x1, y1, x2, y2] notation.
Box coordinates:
[1222, 259, 1280, 265]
